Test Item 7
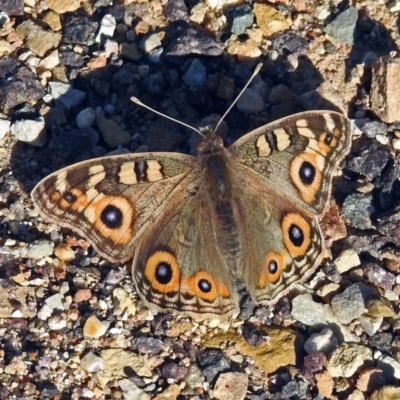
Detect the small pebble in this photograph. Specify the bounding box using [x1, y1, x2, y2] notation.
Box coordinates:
[83, 315, 108, 338]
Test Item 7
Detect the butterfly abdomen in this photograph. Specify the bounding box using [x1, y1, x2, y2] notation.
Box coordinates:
[203, 153, 242, 269]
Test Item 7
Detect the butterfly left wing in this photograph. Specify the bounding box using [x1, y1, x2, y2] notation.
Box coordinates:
[229, 111, 352, 216]
[31, 153, 197, 264]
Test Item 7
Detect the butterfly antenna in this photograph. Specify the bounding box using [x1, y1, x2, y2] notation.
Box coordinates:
[214, 63, 262, 135]
[130, 96, 205, 138]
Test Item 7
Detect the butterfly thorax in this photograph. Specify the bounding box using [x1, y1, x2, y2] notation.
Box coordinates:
[196, 131, 242, 268]
[197, 131, 232, 200]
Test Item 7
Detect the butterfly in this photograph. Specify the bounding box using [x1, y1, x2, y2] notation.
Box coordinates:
[31, 71, 351, 320]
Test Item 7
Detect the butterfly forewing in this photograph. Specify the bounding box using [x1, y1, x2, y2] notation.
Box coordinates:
[31, 153, 196, 263]
[229, 111, 352, 215]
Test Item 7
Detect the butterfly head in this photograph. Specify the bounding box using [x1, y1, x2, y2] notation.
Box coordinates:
[196, 128, 225, 156]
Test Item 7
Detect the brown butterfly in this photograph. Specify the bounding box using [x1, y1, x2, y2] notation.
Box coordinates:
[32, 68, 352, 320]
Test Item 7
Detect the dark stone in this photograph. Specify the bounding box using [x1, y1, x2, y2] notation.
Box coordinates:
[103, 4, 126, 22]
[0, 0, 23, 15]
[344, 234, 390, 257]
[377, 206, 400, 247]
[197, 348, 231, 382]
[271, 30, 309, 56]
[37, 382, 60, 399]
[281, 381, 299, 398]
[112, 67, 135, 85]
[0, 57, 44, 109]
[166, 25, 224, 56]
[132, 336, 163, 355]
[161, 362, 188, 381]
[143, 121, 185, 152]
[239, 296, 256, 320]
[93, 80, 110, 97]
[345, 139, 391, 181]
[324, 262, 342, 284]
[225, 4, 254, 35]
[63, 15, 98, 45]
[302, 352, 326, 385]
[376, 160, 400, 211]
[369, 332, 393, 354]
[242, 325, 264, 347]
[50, 128, 99, 156]
[141, 72, 167, 96]
[60, 51, 85, 68]
[164, 0, 189, 22]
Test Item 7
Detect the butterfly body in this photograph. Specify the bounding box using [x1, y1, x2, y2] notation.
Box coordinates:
[32, 111, 351, 320]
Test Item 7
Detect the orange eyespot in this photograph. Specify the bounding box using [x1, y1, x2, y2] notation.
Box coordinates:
[90, 196, 135, 245]
[257, 251, 286, 288]
[182, 271, 230, 302]
[282, 213, 311, 257]
[144, 251, 181, 294]
[290, 152, 322, 203]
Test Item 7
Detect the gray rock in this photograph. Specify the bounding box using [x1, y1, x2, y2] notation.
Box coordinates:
[376, 352, 400, 381]
[291, 294, 359, 342]
[324, 7, 358, 45]
[331, 282, 375, 324]
[76, 107, 96, 129]
[360, 120, 387, 138]
[51, 128, 99, 155]
[120, 42, 142, 61]
[23, 240, 54, 259]
[237, 88, 264, 114]
[45, 293, 65, 311]
[167, 26, 224, 56]
[132, 337, 163, 355]
[96, 115, 131, 148]
[81, 352, 105, 373]
[118, 379, 149, 400]
[197, 349, 231, 382]
[0, 57, 45, 109]
[358, 315, 383, 336]
[183, 58, 207, 87]
[226, 4, 254, 35]
[342, 192, 375, 230]
[60, 51, 84, 68]
[48, 81, 87, 109]
[10, 117, 46, 146]
[0, 0, 23, 15]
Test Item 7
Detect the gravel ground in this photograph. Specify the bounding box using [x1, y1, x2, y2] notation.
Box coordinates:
[1, 1, 400, 399]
